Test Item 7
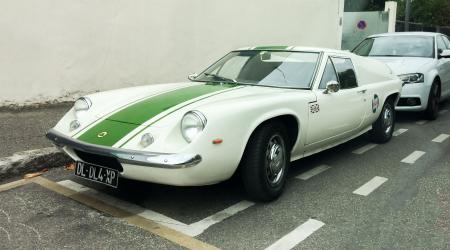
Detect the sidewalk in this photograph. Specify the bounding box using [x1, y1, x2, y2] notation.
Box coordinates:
[0, 103, 73, 180]
[0, 103, 72, 157]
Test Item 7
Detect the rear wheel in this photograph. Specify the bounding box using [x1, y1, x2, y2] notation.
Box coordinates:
[240, 122, 290, 202]
[424, 81, 440, 120]
[370, 98, 395, 143]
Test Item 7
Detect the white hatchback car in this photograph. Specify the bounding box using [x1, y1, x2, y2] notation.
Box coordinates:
[353, 32, 450, 119]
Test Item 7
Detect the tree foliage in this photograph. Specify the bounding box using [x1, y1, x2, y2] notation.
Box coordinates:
[394, 0, 450, 26]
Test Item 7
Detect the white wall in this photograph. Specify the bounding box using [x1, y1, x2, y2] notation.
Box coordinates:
[0, 0, 344, 105]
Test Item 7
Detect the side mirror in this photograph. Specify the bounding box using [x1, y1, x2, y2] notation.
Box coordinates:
[439, 49, 450, 59]
[323, 81, 340, 94]
[188, 73, 198, 81]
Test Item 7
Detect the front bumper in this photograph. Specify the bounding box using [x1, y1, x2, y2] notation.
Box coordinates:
[46, 129, 202, 169]
[395, 82, 430, 112]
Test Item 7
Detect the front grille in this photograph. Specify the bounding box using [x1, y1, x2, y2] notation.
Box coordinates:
[74, 149, 123, 172]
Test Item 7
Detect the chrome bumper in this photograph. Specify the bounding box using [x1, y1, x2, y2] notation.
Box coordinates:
[46, 129, 201, 169]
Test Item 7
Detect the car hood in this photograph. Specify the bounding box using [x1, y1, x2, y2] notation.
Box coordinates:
[370, 57, 435, 75]
[71, 82, 302, 147]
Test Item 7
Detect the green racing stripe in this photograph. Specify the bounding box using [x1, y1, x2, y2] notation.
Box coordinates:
[77, 83, 237, 147]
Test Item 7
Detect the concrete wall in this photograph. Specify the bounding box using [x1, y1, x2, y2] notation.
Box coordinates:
[0, 0, 344, 105]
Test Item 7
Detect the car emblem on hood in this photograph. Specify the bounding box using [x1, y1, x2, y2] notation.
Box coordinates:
[97, 131, 108, 138]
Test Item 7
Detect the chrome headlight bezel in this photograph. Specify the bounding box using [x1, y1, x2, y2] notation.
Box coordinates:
[181, 111, 207, 143]
[398, 73, 424, 84]
[74, 97, 92, 112]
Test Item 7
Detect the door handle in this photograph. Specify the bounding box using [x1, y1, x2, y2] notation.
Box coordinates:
[357, 89, 367, 94]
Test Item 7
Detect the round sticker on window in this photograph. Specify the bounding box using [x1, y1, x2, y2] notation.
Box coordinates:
[372, 94, 380, 113]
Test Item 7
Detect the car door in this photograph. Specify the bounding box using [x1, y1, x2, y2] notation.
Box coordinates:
[305, 56, 367, 147]
[436, 35, 450, 98]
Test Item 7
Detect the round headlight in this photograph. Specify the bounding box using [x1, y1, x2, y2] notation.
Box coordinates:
[74, 97, 92, 111]
[181, 111, 207, 143]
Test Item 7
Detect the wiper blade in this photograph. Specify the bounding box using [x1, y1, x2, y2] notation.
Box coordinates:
[203, 73, 237, 83]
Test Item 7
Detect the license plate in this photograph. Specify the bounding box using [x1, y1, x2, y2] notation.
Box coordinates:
[74, 161, 119, 188]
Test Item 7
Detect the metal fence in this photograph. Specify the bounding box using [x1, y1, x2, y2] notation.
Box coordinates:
[396, 21, 450, 36]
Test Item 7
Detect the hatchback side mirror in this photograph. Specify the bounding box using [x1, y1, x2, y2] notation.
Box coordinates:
[188, 73, 198, 81]
[324, 81, 340, 94]
[439, 49, 450, 59]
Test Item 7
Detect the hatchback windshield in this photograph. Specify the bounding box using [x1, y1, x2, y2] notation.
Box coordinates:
[353, 36, 435, 58]
[194, 50, 320, 89]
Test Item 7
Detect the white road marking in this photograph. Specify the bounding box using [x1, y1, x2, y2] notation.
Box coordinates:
[265, 219, 324, 250]
[57, 180, 254, 236]
[296, 165, 331, 180]
[401, 151, 426, 164]
[432, 134, 449, 143]
[353, 176, 388, 196]
[415, 120, 428, 125]
[187, 201, 254, 237]
[393, 128, 408, 137]
[352, 143, 377, 155]
[58, 180, 188, 230]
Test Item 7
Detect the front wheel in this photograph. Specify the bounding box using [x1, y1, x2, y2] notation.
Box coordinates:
[240, 122, 290, 202]
[370, 98, 395, 143]
[424, 82, 440, 120]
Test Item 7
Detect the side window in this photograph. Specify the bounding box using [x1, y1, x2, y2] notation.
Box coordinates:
[437, 36, 446, 53]
[319, 58, 338, 89]
[331, 57, 358, 89]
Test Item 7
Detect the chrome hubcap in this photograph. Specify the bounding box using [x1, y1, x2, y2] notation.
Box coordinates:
[265, 135, 285, 186]
[383, 106, 393, 135]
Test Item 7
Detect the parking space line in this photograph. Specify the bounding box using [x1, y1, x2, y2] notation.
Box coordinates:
[57, 180, 189, 231]
[57, 180, 254, 237]
[353, 176, 388, 196]
[393, 128, 408, 137]
[415, 120, 428, 125]
[296, 165, 331, 180]
[352, 143, 377, 155]
[401, 151, 426, 164]
[265, 219, 324, 250]
[187, 201, 254, 237]
[432, 134, 449, 143]
[33, 177, 218, 250]
[0, 179, 31, 193]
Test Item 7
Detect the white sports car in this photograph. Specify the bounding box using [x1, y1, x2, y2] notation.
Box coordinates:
[353, 32, 450, 119]
[47, 46, 402, 201]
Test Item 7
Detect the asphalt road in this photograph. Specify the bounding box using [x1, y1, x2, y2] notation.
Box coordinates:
[1, 101, 449, 250]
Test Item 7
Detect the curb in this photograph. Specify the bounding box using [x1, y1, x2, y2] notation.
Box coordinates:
[0, 147, 71, 181]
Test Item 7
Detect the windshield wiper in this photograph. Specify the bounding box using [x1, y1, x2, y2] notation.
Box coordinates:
[203, 73, 237, 83]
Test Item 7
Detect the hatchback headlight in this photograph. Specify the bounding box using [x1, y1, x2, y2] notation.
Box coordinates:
[398, 73, 424, 84]
[181, 111, 207, 143]
[74, 97, 92, 111]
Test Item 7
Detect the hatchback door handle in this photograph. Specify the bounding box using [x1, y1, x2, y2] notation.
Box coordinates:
[357, 89, 367, 94]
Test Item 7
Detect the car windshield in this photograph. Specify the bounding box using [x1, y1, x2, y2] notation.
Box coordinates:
[353, 35, 435, 58]
[193, 50, 320, 89]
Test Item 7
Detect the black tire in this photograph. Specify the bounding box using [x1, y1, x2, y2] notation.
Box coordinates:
[370, 98, 395, 143]
[424, 81, 440, 120]
[240, 122, 290, 202]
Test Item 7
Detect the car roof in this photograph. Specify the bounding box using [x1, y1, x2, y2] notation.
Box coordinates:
[235, 46, 350, 55]
[368, 32, 441, 38]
